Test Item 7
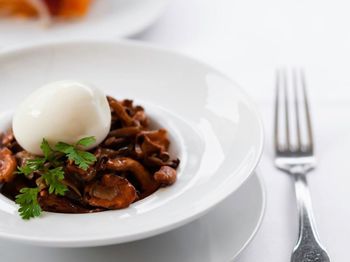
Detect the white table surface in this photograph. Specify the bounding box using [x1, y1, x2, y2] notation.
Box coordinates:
[131, 0, 350, 261]
[1, 0, 350, 261]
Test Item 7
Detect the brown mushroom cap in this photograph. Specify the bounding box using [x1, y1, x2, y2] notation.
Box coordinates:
[105, 157, 159, 197]
[0, 147, 17, 183]
[136, 129, 170, 157]
[65, 162, 96, 182]
[108, 97, 135, 127]
[84, 174, 137, 209]
[15, 150, 36, 167]
[154, 166, 177, 186]
[107, 126, 141, 138]
[0, 129, 14, 146]
[38, 190, 91, 213]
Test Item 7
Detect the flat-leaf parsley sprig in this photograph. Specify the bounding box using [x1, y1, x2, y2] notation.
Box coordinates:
[41, 167, 67, 196]
[55, 137, 97, 171]
[15, 188, 41, 220]
[15, 137, 97, 220]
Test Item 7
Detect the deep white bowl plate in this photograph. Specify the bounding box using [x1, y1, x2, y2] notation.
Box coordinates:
[0, 40, 264, 247]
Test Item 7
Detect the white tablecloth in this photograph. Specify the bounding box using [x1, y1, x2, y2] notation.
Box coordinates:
[1, 0, 350, 261]
[131, 0, 350, 261]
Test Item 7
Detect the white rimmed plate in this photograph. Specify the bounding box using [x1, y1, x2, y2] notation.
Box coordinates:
[0, 40, 264, 247]
[0, 173, 265, 262]
[0, 0, 169, 48]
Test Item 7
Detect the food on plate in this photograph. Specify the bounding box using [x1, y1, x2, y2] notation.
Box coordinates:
[0, 0, 92, 24]
[0, 82, 180, 220]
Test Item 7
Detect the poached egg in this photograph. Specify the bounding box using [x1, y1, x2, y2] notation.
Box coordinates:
[12, 80, 111, 155]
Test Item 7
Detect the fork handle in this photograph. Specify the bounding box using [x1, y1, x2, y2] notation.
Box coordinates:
[293, 172, 319, 244]
[291, 171, 329, 261]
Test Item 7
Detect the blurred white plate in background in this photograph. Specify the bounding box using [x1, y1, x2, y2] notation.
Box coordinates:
[0, 0, 169, 47]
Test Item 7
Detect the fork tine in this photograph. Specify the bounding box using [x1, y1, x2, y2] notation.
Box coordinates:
[282, 69, 291, 150]
[300, 69, 314, 152]
[293, 69, 302, 151]
[274, 70, 280, 152]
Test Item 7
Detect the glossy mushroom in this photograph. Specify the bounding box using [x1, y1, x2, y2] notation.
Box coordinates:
[84, 174, 137, 209]
[0, 147, 17, 183]
[154, 166, 177, 186]
[107, 96, 135, 127]
[38, 190, 90, 213]
[105, 157, 159, 197]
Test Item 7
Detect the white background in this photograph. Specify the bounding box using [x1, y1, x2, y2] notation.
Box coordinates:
[1, 0, 350, 261]
[132, 0, 350, 261]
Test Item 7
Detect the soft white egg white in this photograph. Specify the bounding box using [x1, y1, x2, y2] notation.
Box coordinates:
[12, 80, 111, 155]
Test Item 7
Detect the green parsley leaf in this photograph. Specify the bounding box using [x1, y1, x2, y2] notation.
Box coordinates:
[69, 149, 96, 170]
[17, 158, 46, 176]
[40, 138, 54, 160]
[17, 165, 34, 176]
[28, 158, 46, 166]
[76, 136, 96, 147]
[15, 187, 41, 220]
[54, 142, 72, 154]
[78, 151, 96, 170]
[55, 141, 96, 170]
[78, 151, 97, 163]
[42, 167, 67, 196]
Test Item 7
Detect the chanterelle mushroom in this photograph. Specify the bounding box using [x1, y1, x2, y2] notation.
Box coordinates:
[65, 161, 96, 182]
[136, 129, 170, 157]
[154, 166, 177, 186]
[0, 147, 17, 183]
[38, 190, 90, 214]
[105, 157, 159, 197]
[84, 174, 137, 209]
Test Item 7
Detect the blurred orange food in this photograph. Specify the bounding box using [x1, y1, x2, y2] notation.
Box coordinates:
[44, 0, 91, 18]
[0, 0, 91, 20]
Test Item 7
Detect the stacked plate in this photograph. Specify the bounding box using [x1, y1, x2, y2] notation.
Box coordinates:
[0, 40, 264, 261]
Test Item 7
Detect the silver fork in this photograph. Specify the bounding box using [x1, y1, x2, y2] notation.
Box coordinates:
[274, 69, 330, 262]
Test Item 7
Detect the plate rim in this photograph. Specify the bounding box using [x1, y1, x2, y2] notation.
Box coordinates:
[0, 39, 265, 247]
[0, 172, 266, 262]
[228, 171, 266, 261]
